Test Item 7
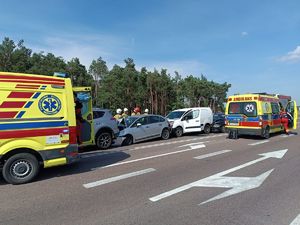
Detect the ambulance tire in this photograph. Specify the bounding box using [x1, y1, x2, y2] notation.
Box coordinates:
[2, 153, 39, 185]
[262, 127, 270, 139]
[96, 132, 112, 150]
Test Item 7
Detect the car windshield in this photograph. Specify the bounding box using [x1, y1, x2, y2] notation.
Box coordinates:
[167, 111, 186, 119]
[228, 102, 257, 117]
[124, 116, 139, 127]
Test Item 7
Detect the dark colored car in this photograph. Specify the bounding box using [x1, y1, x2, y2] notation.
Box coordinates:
[211, 113, 226, 133]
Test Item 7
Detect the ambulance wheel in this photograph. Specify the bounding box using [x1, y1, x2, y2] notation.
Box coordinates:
[96, 132, 112, 149]
[2, 153, 39, 185]
[175, 127, 183, 137]
[262, 127, 270, 139]
[204, 124, 211, 134]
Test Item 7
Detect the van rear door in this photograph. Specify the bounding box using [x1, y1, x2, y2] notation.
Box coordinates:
[73, 87, 94, 145]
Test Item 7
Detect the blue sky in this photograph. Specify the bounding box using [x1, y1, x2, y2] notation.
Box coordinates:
[1, 0, 300, 103]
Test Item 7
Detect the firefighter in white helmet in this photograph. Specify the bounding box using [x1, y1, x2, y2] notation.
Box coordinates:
[122, 108, 129, 118]
[144, 108, 149, 115]
[114, 108, 122, 120]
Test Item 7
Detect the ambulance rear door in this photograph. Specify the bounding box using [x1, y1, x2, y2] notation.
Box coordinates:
[73, 87, 94, 145]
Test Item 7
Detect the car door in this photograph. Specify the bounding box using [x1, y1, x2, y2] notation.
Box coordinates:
[130, 116, 149, 142]
[182, 109, 201, 133]
[286, 100, 298, 129]
[148, 115, 164, 138]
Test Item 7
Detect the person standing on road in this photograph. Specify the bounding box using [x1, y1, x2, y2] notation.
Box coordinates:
[280, 107, 290, 135]
[131, 107, 141, 116]
[114, 108, 123, 120]
[144, 108, 149, 115]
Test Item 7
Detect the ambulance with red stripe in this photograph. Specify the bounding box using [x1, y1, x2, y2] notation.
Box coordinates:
[0, 72, 79, 184]
[225, 93, 298, 138]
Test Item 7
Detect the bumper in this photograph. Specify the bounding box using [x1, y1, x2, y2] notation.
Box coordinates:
[226, 127, 262, 136]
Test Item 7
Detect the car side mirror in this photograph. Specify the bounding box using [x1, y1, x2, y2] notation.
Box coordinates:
[136, 123, 142, 127]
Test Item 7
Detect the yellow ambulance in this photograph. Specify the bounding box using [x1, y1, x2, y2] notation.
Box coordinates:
[0, 72, 79, 184]
[225, 93, 298, 138]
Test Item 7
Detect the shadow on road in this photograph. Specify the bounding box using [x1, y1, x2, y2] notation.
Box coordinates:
[0, 150, 131, 185]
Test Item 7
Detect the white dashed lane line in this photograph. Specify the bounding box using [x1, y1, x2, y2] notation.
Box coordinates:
[194, 150, 232, 160]
[83, 168, 156, 189]
[248, 140, 270, 146]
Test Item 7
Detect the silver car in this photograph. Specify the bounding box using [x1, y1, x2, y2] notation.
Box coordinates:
[119, 115, 171, 145]
[93, 108, 119, 149]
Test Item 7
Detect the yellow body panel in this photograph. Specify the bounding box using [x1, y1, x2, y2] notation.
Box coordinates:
[44, 157, 67, 168]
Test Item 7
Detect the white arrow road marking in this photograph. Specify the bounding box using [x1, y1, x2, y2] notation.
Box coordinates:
[290, 214, 300, 225]
[248, 140, 270, 146]
[83, 168, 156, 188]
[92, 143, 206, 170]
[149, 149, 288, 204]
[194, 150, 232, 160]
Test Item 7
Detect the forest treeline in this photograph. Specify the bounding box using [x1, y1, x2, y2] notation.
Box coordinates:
[0, 37, 231, 115]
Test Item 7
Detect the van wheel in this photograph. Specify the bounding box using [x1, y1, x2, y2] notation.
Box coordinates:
[262, 127, 270, 139]
[122, 135, 133, 146]
[175, 127, 183, 137]
[161, 128, 170, 140]
[2, 153, 39, 185]
[204, 124, 211, 134]
[96, 132, 112, 149]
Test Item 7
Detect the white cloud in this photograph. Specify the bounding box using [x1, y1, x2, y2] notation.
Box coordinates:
[278, 46, 300, 62]
[28, 33, 130, 68]
[137, 60, 207, 77]
[241, 31, 248, 37]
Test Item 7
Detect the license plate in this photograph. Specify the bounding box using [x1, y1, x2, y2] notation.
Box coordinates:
[229, 122, 239, 126]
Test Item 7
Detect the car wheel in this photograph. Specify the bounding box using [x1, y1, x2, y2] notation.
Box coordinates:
[2, 153, 39, 185]
[221, 125, 226, 133]
[262, 127, 270, 139]
[161, 128, 170, 140]
[204, 124, 211, 134]
[175, 127, 183, 137]
[122, 135, 133, 146]
[96, 132, 112, 149]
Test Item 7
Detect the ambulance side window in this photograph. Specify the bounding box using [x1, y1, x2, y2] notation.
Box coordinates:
[271, 103, 280, 114]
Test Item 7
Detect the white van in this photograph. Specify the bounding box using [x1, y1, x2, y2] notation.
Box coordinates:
[166, 107, 213, 137]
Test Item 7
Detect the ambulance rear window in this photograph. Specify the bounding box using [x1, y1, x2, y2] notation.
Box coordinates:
[228, 102, 257, 117]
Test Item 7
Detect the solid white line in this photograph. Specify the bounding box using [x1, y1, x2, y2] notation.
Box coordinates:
[248, 140, 270, 146]
[194, 150, 232, 159]
[290, 214, 300, 225]
[93, 144, 206, 170]
[83, 168, 156, 189]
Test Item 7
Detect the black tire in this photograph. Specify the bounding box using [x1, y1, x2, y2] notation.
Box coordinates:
[2, 153, 39, 185]
[204, 124, 211, 134]
[262, 127, 270, 139]
[175, 127, 183, 137]
[122, 135, 133, 146]
[221, 125, 226, 133]
[161, 128, 170, 140]
[96, 132, 112, 149]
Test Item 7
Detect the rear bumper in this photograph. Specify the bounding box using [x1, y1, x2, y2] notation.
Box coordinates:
[226, 127, 262, 136]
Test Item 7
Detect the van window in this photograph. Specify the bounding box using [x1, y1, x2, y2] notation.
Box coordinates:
[185, 110, 199, 120]
[228, 102, 257, 117]
[271, 103, 280, 114]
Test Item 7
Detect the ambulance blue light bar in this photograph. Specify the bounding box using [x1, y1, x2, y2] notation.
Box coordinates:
[53, 72, 69, 78]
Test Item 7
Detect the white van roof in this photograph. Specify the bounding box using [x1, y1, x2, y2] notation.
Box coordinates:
[173, 107, 212, 112]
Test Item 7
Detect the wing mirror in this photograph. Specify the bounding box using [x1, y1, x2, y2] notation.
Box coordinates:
[136, 123, 142, 127]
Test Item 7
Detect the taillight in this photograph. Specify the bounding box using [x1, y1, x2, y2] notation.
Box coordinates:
[259, 116, 263, 126]
[69, 126, 77, 144]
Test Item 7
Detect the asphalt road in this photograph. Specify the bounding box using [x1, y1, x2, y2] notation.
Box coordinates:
[1, 124, 300, 225]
